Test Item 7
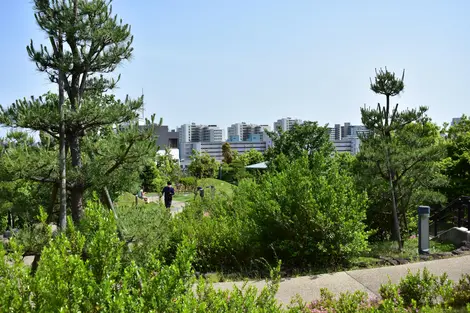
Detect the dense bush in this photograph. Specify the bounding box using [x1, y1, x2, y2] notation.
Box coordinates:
[2, 202, 470, 312]
[305, 269, 470, 312]
[0, 202, 308, 312]
[171, 152, 370, 274]
[379, 268, 453, 308]
[449, 274, 470, 307]
[179, 176, 198, 191]
[113, 202, 172, 265]
[249, 153, 370, 269]
[170, 195, 259, 274]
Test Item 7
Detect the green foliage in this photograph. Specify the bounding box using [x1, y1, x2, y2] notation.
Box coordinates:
[222, 142, 234, 164]
[251, 153, 369, 268]
[3, 203, 470, 312]
[170, 194, 258, 273]
[173, 152, 369, 273]
[303, 270, 470, 312]
[12, 208, 53, 255]
[139, 149, 181, 193]
[380, 269, 453, 308]
[156, 148, 182, 181]
[220, 149, 265, 183]
[449, 274, 470, 307]
[238, 149, 265, 166]
[356, 121, 447, 239]
[307, 288, 379, 313]
[188, 150, 219, 179]
[0, 132, 54, 229]
[0, 202, 311, 312]
[139, 162, 159, 192]
[361, 68, 428, 247]
[265, 121, 333, 166]
[179, 176, 198, 191]
[441, 115, 470, 201]
[0, 0, 159, 224]
[115, 202, 172, 265]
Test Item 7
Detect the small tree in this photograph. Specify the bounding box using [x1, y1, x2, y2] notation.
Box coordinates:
[222, 142, 233, 164]
[238, 149, 264, 166]
[265, 121, 333, 166]
[188, 150, 218, 179]
[360, 68, 427, 249]
[356, 121, 447, 239]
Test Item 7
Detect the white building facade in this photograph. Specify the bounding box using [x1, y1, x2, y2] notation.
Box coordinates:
[177, 123, 223, 147]
[227, 122, 271, 142]
[273, 117, 302, 132]
[327, 122, 370, 155]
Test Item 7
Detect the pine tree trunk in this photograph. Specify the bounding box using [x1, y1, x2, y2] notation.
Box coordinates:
[48, 183, 58, 224]
[386, 148, 402, 250]
[383, 93, 403, 250]
[58, 34, 67, 230]
[70, 134, 84, 223]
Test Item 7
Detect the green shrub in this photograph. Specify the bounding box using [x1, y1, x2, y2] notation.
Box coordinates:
[379, 268, 455, 310]
[170, 195, 259, 273]
[115, 202, 172, 265]
[247, 153, 370, 269]
[449, 274, 470, 307]
[0, 202, 311, 312]
[170, 153, 370, 274]
[307, 288, 379, 313]
[9, 208, 53, 255]
[179, 176, 197, 191]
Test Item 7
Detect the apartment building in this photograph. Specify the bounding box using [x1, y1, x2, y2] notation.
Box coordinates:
[328, 122, 369, 141]
[177, 123, 223, 145]
[333, 137, 361, 155]
[227, 122, 271, 142]
[273, 117, 302, 132]
[326, 122, 370, 155]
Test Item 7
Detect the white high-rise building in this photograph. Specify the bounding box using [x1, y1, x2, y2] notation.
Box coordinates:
[202, 125, 223, 142]
[273, 117, 302, 132]
[227, 122, 271, 142]
[177, 123, 223, 144]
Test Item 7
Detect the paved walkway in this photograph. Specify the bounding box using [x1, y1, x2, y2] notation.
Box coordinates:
[170, 201, 185, 215]
[212, 254, 470, 305]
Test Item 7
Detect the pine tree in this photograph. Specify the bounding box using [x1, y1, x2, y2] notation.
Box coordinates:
[360, 67, 427, 250]
[0, 0, 156, 224]
[222, 142, 233, 164]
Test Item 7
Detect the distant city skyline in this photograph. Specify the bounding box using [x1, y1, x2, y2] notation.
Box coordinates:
[1, 0, 469, 137]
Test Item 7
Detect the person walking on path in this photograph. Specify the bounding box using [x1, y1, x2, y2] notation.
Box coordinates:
[162, 181, 175, 208]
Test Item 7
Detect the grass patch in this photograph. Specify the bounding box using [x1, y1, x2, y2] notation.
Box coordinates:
[196, 178, 234, 196]
[367, 237, 455, 260]
[349, 237, 456, 269]
[141, 179, 234, 204]
[173, 193, 194, 202]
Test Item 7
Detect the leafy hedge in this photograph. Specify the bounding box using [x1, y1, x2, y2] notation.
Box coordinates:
[170, 153, 370, 273]
[1, 202, 470, 312]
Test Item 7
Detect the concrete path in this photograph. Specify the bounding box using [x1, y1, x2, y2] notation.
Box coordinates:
[212, 254, 470, 305]
[170, 201, 185, 216]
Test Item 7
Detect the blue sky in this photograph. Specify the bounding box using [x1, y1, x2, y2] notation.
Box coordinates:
[0, 0, 468, 132]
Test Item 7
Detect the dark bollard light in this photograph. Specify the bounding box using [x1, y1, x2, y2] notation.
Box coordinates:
[418, 206, 431, 255]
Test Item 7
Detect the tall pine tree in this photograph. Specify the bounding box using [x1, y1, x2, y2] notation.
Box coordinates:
[0, 0, 156, 224]
[360, 68, 427, 250]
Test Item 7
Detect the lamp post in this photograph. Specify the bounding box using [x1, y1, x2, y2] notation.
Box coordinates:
[418, 206, 431, 254]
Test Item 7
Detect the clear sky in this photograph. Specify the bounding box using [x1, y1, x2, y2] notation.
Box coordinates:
[0, 0, 468, 133]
